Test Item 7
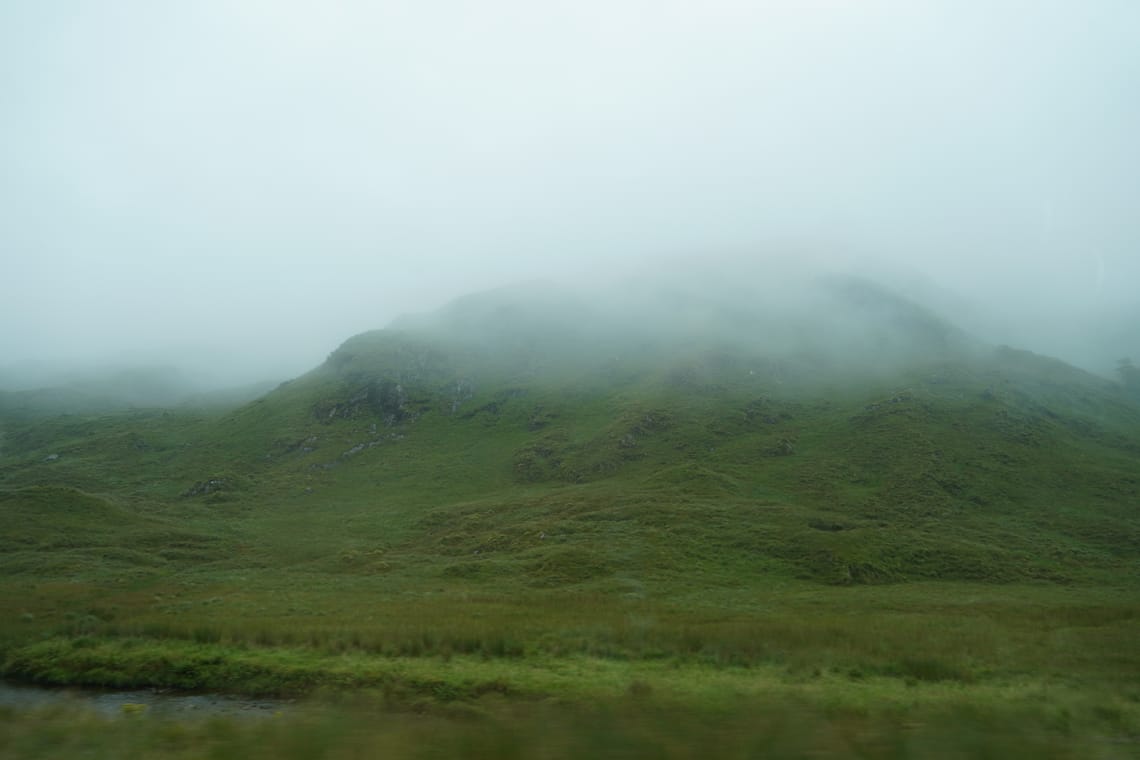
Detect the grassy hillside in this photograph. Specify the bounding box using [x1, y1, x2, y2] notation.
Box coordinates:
[1, 277, 1138, 755]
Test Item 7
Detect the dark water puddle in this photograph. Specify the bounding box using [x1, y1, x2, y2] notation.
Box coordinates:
[0, 679, 292, 719]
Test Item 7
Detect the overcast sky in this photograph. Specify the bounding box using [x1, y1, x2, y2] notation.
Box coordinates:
[2, 0, 1138, 384]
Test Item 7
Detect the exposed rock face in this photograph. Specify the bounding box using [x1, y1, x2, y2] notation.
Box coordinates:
[182, 479, 226, 497]
[447, 379, 475, 414]
[340, 433, 404, 460]
[313, 380, 412, 425]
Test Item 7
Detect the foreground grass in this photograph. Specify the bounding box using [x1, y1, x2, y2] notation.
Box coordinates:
[3, 581, 1138, 755]
[7, 633, 1140, 714]
[5, 580, 1137, 685]
[2, 681, 1138, 759]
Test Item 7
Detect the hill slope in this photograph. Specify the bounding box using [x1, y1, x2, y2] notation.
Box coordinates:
[3, 275, 1137, 589]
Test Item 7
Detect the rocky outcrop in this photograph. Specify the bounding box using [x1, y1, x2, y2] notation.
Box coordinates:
[182, 478, 226, 497]
[313, 380, 414, 425]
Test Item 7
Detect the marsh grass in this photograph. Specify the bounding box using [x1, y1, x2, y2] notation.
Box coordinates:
[4, 582, 1137, 698]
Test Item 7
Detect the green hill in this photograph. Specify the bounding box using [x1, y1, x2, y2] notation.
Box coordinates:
[3, 275, 1138, 588]
[1, 275, 1138, 752]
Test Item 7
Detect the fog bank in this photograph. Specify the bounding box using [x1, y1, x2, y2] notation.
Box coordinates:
[2, 1, 1137, 386]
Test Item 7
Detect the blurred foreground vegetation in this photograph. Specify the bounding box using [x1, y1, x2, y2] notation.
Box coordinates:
[5, 687, 1137, 759]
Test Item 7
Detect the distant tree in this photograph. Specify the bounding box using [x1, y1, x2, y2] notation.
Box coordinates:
[1117, 358, 1140, 397]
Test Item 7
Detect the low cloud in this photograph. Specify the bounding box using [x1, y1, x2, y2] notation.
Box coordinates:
[2, 1, 1137, 386]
